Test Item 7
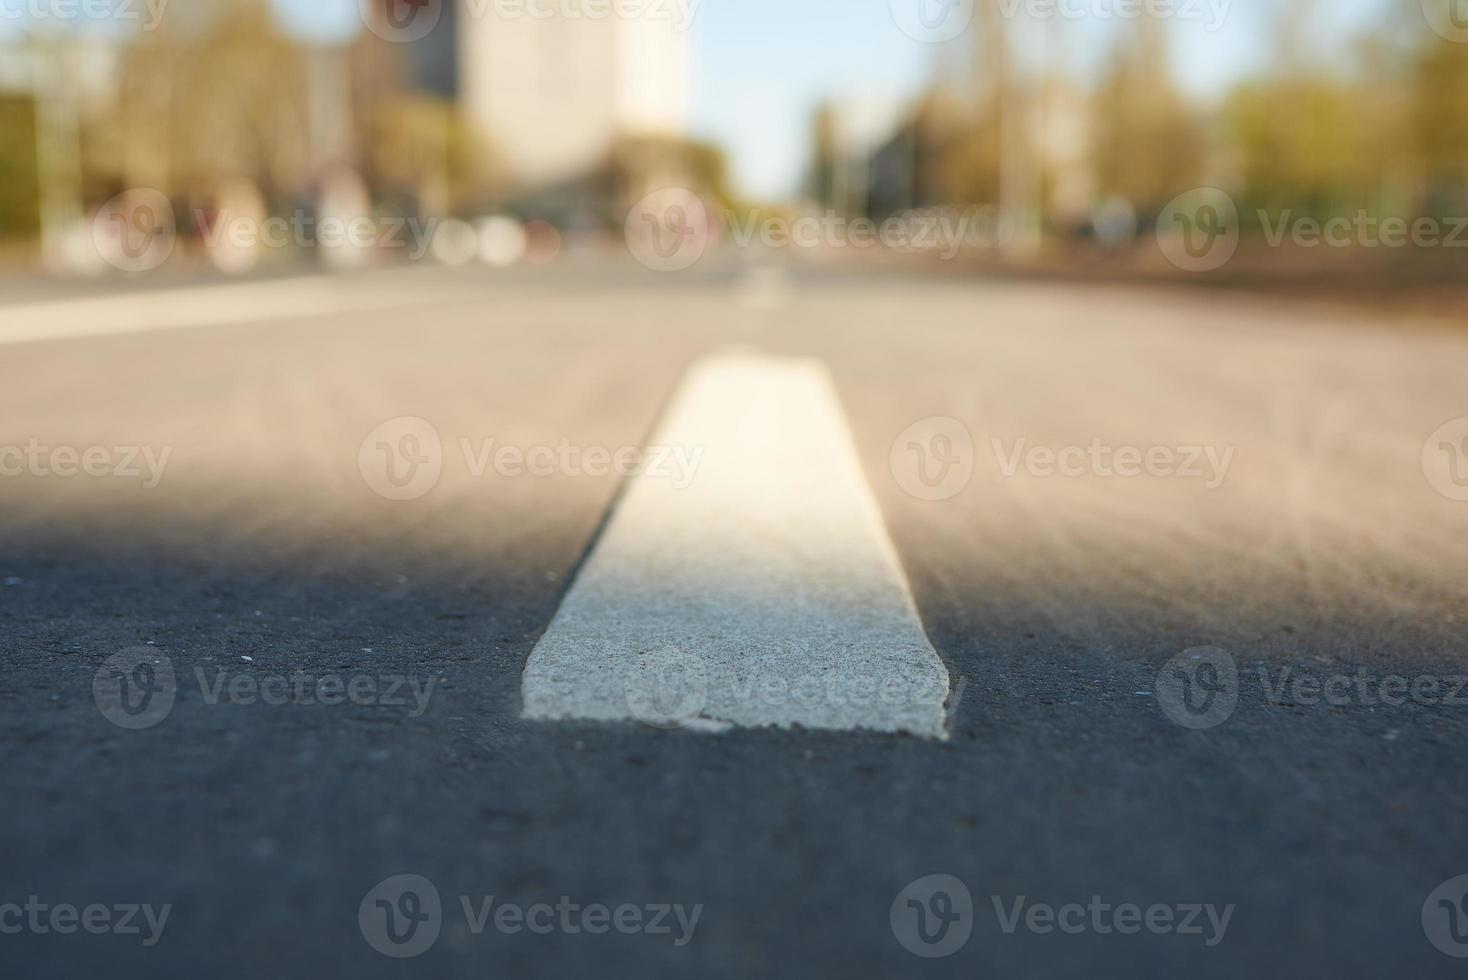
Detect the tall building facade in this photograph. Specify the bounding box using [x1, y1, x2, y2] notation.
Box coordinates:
[457, 3, 690, 190]
[404, 0, 460, 98]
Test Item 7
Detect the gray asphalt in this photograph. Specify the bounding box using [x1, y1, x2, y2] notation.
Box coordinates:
[2, 256, 1466, 978]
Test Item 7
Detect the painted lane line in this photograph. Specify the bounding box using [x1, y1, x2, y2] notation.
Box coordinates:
[0, 273, 484, 346]
[521, 352, 951, 738]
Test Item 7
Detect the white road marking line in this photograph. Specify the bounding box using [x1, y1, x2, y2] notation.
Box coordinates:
[521, 352, 952, 738]
[0, 273, 481, 346]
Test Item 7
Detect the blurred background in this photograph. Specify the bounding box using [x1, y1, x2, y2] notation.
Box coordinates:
[6, 8, 1468, 978]
[1, 0, 1467, 303]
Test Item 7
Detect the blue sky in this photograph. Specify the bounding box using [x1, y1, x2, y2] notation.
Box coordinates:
[688, 0, 935, 200]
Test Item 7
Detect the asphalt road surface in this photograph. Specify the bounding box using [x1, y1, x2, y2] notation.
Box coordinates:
[2, 255, 1467, 978]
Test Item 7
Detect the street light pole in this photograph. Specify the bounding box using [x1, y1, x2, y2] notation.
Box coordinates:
[34, 39, 85, 272]
[998, 11, 1042, 259]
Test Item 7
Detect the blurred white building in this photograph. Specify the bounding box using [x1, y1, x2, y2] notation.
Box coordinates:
[457, 3, 690, 190]
[824, 94, 910, 216]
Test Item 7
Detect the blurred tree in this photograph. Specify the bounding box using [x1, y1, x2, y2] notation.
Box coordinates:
[1090, 15, 1205, 212]
[1222, 78, 1362, 216]
[366, 94, 494, 216]
[0, 95, 41, 241]
[612, 135, 733, 210]
[98, 0, 309, 203]
[1412, 32, 1468, 212]
[1220, 0, 1386, 218]
[904, 2, 1004, 208]
[94, 0, 504, 220]
[1352, 31, 1417, 215]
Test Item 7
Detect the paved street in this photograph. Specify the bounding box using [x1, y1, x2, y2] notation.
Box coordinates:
[2, 256, 1467, 978]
